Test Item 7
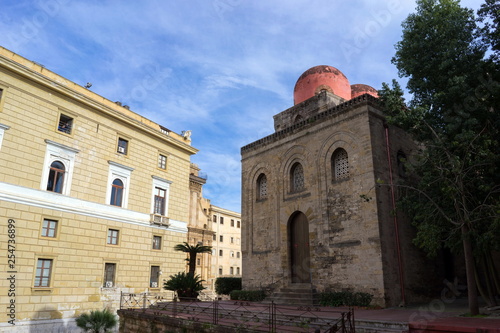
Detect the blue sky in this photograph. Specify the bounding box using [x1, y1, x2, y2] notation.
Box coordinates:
[0, 0, 484, 213]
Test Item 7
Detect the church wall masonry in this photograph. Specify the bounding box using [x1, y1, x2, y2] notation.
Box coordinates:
[241, 65, 442, 307]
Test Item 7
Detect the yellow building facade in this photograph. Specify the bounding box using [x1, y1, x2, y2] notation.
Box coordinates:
[0, 47, 198, 331]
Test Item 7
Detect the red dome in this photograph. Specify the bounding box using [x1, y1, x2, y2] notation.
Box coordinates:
[293, 65, 351, 105]
[351, 84, 378, 99]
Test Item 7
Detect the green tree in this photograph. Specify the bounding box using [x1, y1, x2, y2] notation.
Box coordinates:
[173, 242, 212, 277]
[75, 309, 117, 333]
[379, 0, 500, 315]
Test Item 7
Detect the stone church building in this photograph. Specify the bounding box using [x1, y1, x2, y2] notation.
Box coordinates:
[240, 65, 442, 307]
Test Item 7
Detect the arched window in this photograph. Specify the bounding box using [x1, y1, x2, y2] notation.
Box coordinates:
[257, 174, 267, 200]
[47, 161, 65, 193]
[397, 150, 407, 178]
[291, 163, 305, 192]
[110, 178, 124, 206]
[332, 148, 349, 181]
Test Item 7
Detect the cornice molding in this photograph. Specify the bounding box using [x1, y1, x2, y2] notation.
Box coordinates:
[0, 182, 187, 233]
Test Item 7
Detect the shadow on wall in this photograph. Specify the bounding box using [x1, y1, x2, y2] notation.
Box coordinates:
[27, 307, 81, 333]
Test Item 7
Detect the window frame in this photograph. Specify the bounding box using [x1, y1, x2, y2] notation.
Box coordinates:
[150, 265, 160, 289]
[46, 160, 66, 193]
[158, 153, 167, 170]
[290, 162, 305, 193]
[107, 229, 120, 246]
[57, 112, 74, 135]
[150, 176, 172, 217]
[103, 262, 117, 288]
[117, 137, 129, 155]
[332, 148, 350, 181]
[41, 140, 79, 195]
[0, 123, 9, 151]
[152, 235, 162, 250]
[257, 173, 268, 200]
[0, 86, 7, 113]
[34, 258, 53, 288]
[41, 218, 59, 238]
[106, 161, 133, 208]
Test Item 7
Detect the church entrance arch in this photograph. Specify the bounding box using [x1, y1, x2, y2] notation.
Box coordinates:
[288, 211, 311, 283]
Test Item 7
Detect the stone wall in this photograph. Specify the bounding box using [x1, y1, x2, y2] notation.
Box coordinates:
[241, 95, 441, 307]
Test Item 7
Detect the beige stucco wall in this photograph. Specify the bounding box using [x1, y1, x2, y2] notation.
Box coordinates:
[0, 47, 195, 331]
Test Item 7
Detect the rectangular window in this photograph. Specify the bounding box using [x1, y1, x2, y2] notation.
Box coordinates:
[219, 235, 223, 242]
[58, 114, 73, 134]
[154, 187, 166, 215]
[117, 138, 128, 154]
[212, 234, 216, 241]
[219, 267, 223, 275]
[34, 259, 52, 287]
[104, 263, 116, 288]
[213, 215, 217, 222]
[237, 221, 241, 228]
[219, 250, 223, 257]
[150, 266, 160, 288]
[107, 229, 119, 245]
[41, 219, 58, 238]
[231, 251, 234, 258]
[197, 258, 201, 265]
[231, 219, 234, 227]
[220, 217, 224, 224]
[152, 235, 162, 250]
[230, 267, 234, 275]
[237, 251, 240, 258]
[230, 237, 234, 244]
[237, 267, 240, 275]
[158, 154, 167, 169]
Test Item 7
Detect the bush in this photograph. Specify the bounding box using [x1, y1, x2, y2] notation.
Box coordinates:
[230, 290, 266, 302]
[75, 309, 117, 333]
[163, 272, 205, 300]
[319, 291, 373, 307]
[215, 277, 242, 295]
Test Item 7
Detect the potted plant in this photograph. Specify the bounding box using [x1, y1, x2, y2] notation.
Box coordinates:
[163, 272, 205, 301]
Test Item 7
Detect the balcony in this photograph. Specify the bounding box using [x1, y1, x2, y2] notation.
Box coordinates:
[150, 214, 170, 227]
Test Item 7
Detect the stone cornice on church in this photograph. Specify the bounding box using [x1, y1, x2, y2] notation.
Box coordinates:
[241, 93, 380, 154]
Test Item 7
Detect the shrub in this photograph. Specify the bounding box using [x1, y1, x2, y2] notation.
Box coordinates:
[230, 290, 266, 302]
[163, 272, 205, 300]
[75, 308, 117, 333]
[319, 291, 373, 307]
[215, 277, 242, 295]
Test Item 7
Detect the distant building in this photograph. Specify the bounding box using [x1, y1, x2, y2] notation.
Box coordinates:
[0, 46, 198, 331]
[241, 65, 443, 307]
[209, 206, 242, 286]
[186, 165, 242, 291]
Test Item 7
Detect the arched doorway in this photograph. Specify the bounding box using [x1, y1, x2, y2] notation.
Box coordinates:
[288, 212, 311, 283]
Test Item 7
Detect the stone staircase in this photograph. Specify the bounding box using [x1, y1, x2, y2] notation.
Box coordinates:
[264, 283, 319, 305]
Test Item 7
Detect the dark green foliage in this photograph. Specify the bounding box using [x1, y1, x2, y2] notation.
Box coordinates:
[319, 291, 373, 307]
[380, 0, 500, 315]
[75, 309, 117, 333]
[230, 290, 266, 302]
[215, 277, 242, 295]
[173, 242, 212, 277]
[163, 272, 205, 299]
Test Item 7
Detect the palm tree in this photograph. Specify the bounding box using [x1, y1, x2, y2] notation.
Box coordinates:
[174, 242, 212, 276]
[75, 309, 117, 333]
